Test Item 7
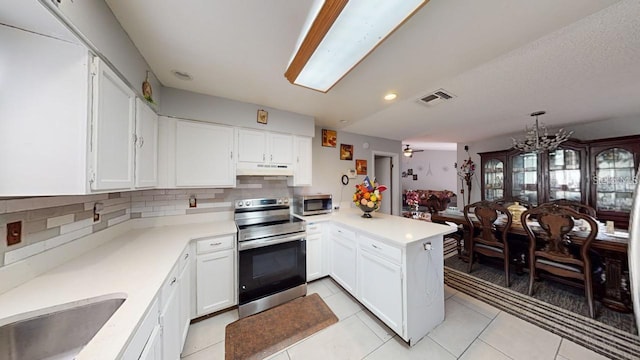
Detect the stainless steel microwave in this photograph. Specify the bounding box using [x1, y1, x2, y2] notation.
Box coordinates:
[294, 194, 332, 216]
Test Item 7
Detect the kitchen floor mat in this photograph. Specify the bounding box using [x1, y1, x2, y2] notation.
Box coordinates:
[225, 293, 338, 360]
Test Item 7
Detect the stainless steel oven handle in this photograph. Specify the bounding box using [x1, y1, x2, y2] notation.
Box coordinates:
[239, 233, 306, 251]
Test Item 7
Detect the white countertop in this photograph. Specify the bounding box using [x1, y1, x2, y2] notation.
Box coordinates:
[0, 219, 237, 360]
[296, 207, 456, 246]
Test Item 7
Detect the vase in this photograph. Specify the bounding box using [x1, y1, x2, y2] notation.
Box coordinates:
[356, 203, 379, 218]
[507, 202, 527, 223]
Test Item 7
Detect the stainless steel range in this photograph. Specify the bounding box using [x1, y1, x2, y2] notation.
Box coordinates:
[235, 197, 307, 318]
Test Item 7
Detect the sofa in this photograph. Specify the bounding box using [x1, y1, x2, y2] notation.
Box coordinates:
[403, 189, 456, 213]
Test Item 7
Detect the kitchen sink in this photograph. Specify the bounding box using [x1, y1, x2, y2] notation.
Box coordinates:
[0, 297, 125, 360]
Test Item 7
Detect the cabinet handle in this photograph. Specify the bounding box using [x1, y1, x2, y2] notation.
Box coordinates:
[271, 154, 273, 162]
[170, 277, 177, 286]
[230, 151, 233, 159]
[184, 253, 189, 260]
[263, 154, 266, 161]
[139, 137, 144, 148]
[371, 244, 380, 249]
[210, 242, 223, 246]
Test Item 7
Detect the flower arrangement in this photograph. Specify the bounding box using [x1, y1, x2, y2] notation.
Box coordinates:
[353, 176, 387, 218]
[405, 190, 420, 210]
[456, 148, 476, 206]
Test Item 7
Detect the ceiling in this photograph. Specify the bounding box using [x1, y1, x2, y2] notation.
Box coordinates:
[104, 0, 640, 147]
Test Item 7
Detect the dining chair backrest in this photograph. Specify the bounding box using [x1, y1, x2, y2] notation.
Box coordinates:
[521, 204, 598, 265]
[464, 200, 512, 245]
[546, 199, 597, 218]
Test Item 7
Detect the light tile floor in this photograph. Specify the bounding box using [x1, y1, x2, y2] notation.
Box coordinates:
[181, 277, 609, 360]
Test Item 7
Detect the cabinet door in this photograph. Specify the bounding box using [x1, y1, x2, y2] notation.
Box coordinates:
[91, 58, 136, 191]
[237, 128, 267, 163]
[358, 249, 403, 334]
[329, 232, 357, 294]
[138, 324, 161, 360]
[306, 233, 323, 281]
[509, 152, 540, 205]
[291, 136, 313, 186]
[178, 260, 191, 349]
[196, 249, 235, 316]
[175, 121, 235, 187]
[161, 283, 181, 360]
[269, 132, 293, 165]
[135, 98, 158, 188]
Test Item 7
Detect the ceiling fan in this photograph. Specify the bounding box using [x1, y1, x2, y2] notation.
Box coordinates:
[403, 144, 424, 157]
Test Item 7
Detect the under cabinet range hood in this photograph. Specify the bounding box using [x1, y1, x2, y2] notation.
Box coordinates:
[235, 162, 294, 176]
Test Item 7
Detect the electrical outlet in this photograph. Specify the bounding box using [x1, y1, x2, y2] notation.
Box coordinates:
[7, 221, 22, 246]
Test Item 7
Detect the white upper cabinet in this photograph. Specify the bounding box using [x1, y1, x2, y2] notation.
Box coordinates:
[236, 128, 294, 175]
[175, 120, 236, 187]
[288, 136, 313, 187]
[90, 57, 136, 191]
[135, 99, 158, 188]
[0, 25, 90, 196]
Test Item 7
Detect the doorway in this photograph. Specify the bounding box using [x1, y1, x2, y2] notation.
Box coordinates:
[371, 151, 399, 216]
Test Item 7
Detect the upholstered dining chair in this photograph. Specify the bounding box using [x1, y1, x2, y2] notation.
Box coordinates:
[547, 199, 597, 217]
[520, 204, 599, 318]
[463, 200, 513, 287]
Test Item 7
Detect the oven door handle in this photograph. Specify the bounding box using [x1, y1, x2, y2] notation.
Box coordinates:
[239, 233, 306, 251]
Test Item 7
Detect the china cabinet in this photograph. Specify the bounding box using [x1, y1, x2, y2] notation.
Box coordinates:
[479, 135, 638, 228]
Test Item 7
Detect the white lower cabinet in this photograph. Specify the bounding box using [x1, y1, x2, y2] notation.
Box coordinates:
[196, 235, 237, 316]
[328, 225, 357, 294]
[160, 270, 181, 360]
[178, 251, 192, 350]
[138, 324, 162, 360]
[357, 239, 403, 334]
[306, 221, 326, 281]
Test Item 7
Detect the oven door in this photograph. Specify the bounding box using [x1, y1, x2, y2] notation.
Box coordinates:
[238, 233, 306, 305]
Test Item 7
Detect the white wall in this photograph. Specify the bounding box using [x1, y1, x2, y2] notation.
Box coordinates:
[400, 150, 458, 194]
[456, 115, 640, 207]
[301, 127, 402, 215]
[159, 88, 314, 136]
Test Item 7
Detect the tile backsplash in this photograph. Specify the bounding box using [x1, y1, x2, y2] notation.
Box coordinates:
[0, 176, 292, 267]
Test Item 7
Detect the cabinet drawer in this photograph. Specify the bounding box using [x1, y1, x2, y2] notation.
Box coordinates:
[306, 222, 325, 235]
[196, 234, 235, 254]
[160, 263, 179, 310]
[358, 235, 401, 265]
[331, 225, 355, 241]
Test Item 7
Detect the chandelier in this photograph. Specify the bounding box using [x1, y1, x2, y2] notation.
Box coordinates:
[512, 111, 573, 153]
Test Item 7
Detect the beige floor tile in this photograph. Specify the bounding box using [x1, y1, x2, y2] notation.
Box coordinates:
[320, 276, 342, 294]
[286, 315, 383, 360]
[451, 291, 501, 319]
[265, 351, 291, 360]
[323, 291, 363, 320]
[307, 279, 334, 299]
[364, 335, 456, 360]
[356, 309, 394, 342]
[427, 298, 493, 357]
[444, 284, 458, 299]
[182, 309, 238, 356]
[479, 312, 561, 360]
[460, 339, 513, 360]
[181, 341, 224, 360]
[557, 339, 610, 360]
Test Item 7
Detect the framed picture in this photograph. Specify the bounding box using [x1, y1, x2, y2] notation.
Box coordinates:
[407, 168, 413, 175]
[340, 144, 353, 160]
[257, 109, 268, 124]
[356, 159, 367, 175]
[402, 171, 407, 178]
[322, 129, 337, 147]
[413, 174, 418, 181]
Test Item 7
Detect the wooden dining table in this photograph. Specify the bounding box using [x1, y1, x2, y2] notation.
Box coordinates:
[432, 210, 631, 312]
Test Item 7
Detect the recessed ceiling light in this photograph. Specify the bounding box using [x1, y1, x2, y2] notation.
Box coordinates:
[340, 119, 348, 124]
[171, 70, 193, 81]
[384, 92, 397, 101]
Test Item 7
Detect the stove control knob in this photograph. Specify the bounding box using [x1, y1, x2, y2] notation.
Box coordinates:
[283, 198, 289, 204]
[277, 199, 283, 204]
[245, 200, 251, 206]
[236, 201, 243, 207]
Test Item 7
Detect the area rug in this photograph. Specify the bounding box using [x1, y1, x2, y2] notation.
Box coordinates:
[225, 293, 338, 360]
[444, 266, 640, 360]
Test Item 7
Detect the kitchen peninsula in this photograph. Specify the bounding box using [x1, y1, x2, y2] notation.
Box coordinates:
[0, 208, 454, 359]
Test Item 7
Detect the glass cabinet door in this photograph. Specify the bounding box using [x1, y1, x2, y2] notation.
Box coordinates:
[483, 159, 504, 201]
[511, 152, 538, 205]
[594, 148, 635, 213]
[548, 148, 582, 201]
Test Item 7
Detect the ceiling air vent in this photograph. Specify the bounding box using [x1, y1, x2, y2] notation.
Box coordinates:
[419, 89, 455, 106]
